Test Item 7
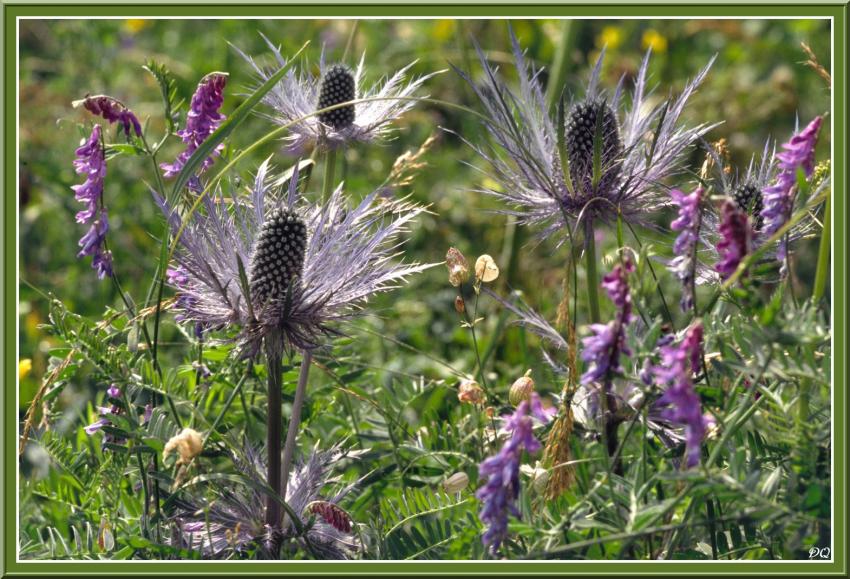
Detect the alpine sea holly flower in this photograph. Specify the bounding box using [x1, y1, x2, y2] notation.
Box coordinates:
[715, 199, 752, 281]
[173, 444, 359, 559]
[477, 393, 552, 552]
[235, 35, 436, 152]
[72, 124, 113, 279]
[458, 31, 715, 241]
[668, 186, 703, 311]
[75, 95, 143, 139]
[652, 322, 712, 468]
[761, 116, 823, 262]
[154, 158, 431, 357]
[160, 72, 228, 182]
[580, 259, 635, 386]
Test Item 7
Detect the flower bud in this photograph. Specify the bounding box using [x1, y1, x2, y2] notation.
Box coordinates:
[454, 295, 465, 313]
[509, 370, 535, 407]
[446, 247, 469, 287]
[443, 471, 469, 494]
[458, 379, 485, 404]
[474, 254, 499, 283]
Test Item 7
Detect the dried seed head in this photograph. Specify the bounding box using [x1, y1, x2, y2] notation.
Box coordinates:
[445, 247, 470, 287]
[733, 183, 764, 231]
[317, 65, 356, 130]
[249, 208, 307, 306]
[458, 379, 485, 405]
[565, 100, 623, 192]
[443, 471, 470, 494]
[163, 428, 204, 466]
[509, 370, 535, 407]
[474, 254, 499, 283]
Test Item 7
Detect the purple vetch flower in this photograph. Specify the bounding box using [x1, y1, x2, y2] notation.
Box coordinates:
[154, 158, 433, 357]
[84, 385, 122, 440]
[107, 383, 121, 398]
[71, 125, 113, 279]
[160, 72, 228, 183]
[76, 95, 143, 139]
[476, 393, 552, 552]
[652, 322, 712, 468]
[715, 200, 752, 281]
[668, 187, 703, 310]
[762, 116, 823, 262]
[457, 29, 715, 242]
[580, 259, 635, 386]
[234, 35, 437, 152]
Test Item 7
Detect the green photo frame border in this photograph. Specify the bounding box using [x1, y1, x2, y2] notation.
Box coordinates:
[3, 2, 846, 575]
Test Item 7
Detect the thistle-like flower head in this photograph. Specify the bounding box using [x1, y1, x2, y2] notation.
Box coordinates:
[235, 35, 436, 152]
[458, 30, 715, 241]
[155, 159, 432, 357]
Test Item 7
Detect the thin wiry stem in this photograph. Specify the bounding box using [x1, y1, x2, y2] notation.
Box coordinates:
[281, 351, 313, 523]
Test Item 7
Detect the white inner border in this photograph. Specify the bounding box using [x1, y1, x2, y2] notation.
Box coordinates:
[15, 14, 837, 565]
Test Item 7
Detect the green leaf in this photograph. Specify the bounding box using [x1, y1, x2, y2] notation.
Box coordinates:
[168, 41, 309, 200]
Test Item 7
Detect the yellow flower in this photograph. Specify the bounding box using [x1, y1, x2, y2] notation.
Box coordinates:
[642, 29, 668, 53]
[432, 20, 454, 42]
[163, 428, 204, 466]
[123, 19, 150, 34]
[19, 358, 32, 380]
[597, 26, 623, 50]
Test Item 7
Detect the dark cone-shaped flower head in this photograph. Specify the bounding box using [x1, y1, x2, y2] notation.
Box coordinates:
[733, 183, 763, 231]
[317, 65, 356, 130]
[565, 100, 623, 195]
[249, 208, 307, 306]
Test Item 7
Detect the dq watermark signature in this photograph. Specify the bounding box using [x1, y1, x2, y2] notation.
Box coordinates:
[809, 547, 831, 560]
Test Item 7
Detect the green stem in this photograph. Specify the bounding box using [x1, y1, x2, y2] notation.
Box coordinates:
[584, 220, 601, 323]
[545, 20, 575, 112]
[280, 352, 313, 517]
[322, 146, 337, 203]
[813, 192, 831, 303]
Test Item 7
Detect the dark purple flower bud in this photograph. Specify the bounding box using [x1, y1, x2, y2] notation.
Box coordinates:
[668, 187, 703, 311]
[79, 95, 143, 138]
[714, 200, 752, 281]
[762, 116, 822, 262]
[477, 393, 551, 552]
[72, 125, 113, 279]
[317, 64, 356, 130]
[581, 259, 635, 386]
[652, 322, 712, 468]
[160, 72, 228, 180]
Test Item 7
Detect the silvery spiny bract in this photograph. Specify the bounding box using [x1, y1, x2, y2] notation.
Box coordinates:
[458, 31, 716, 241]
[154, 159, 432, 357]
[235, 34, 437, 152]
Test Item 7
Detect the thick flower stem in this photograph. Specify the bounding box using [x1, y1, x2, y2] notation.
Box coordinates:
[280, 351, 313, 519]
[321, 146, 337, 203]
[264, 346, 284, 528]
[584, 220, 601, 324]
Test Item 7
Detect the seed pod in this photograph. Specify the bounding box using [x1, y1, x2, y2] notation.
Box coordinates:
[454, 295, 465, 314]
[509, 370, 535, 407]
[474, 254, 499, 283]
[445, 247, 469, 287]
[317, 65, 356, 130]
[443, 471, 470, 494]
[458, 379, 485, 404]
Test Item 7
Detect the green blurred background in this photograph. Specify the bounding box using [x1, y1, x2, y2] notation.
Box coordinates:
[19, 17, 831, 412]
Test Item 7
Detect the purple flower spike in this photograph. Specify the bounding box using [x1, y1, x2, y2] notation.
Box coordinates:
[715, 200, 752, 281]
[653, 322, 711, 468]
[762, 116, 823, 262]
[581, 259, 635, 386]
[80, 95, 143, 138]
[477, 393, 551, 552]
[71, 125, 112, 279]
[161, 72, 228, 181]
[668, 187, 703, 310]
